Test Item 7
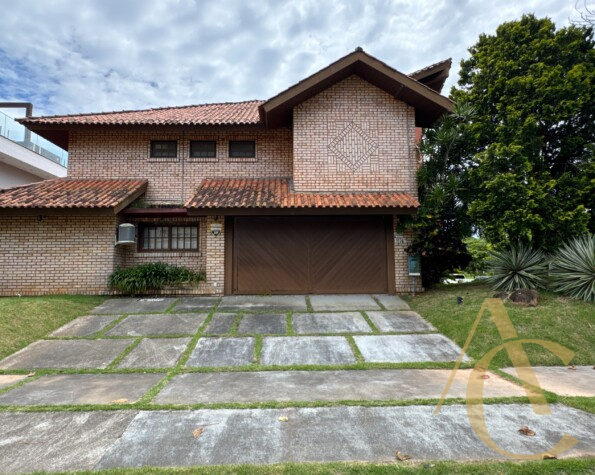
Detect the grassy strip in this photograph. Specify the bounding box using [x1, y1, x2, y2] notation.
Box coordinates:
[305, 296, 313, 313]
[253, 335, 264, 364]
[0, 295, 106, 360]
[345, 335, 365, 363]
[286, 312, 295, 335]
[371, 295, 387, 311]
[106, 338, 144, 369]
[34, 459, 595, 475]
[360, 311, 380, 333]
[230, 313, 244, 335]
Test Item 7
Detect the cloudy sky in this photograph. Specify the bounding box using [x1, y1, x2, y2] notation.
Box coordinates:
[0, 0, 586, 118]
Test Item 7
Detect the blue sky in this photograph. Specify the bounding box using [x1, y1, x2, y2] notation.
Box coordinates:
[0, 0, 585, 118]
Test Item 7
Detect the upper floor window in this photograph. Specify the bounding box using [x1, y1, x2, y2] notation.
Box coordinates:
[150, 140, 177, 158]
[190, 140, 216, 158]
[229, 140, 255, 158]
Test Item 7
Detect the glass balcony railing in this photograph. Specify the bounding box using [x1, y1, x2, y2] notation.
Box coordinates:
[0, 110, 68, 168]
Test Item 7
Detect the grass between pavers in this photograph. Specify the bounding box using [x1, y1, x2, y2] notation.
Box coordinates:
[27, 459, 595, 475]
[0, 295, 106, 360]
[403, 284, 595, 367]
[360, 311, 381, 333]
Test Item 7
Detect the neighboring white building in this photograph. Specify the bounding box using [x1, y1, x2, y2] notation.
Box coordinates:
[0, 103, 67, 188]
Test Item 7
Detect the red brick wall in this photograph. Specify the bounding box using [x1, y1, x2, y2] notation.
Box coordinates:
[0, 216, 116, 296]
[68, 127, 292, 204]
[293, 75, 417, 193]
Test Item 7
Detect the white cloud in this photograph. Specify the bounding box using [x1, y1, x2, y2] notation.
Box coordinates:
[0, 0, 580, 117]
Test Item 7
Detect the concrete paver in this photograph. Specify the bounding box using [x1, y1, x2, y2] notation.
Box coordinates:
[186, 337, 255, 367]
[293, 312, 372, 334]
[91, 298, 176, 315]
[0, 339, 133, 370]
[50, 315, 119, 337]
[154, 369, 525, 404]
[117, 338, 191, 369]
[203, 313, 236, 334]
[366, 311, 436, 333]
[237, 313, 287, 334]
[354, 334, 467, 363]
[218, 295, 307, 312]
[261, 336, 356, 365]
[374, 294, 410, 310]
[502, 366, 595, 397]
[0, 411, 137, 474]
[0, 374, 27, 390]
[309, 295, 381, 311]
[171, 297, 220, 312]
[105, 313, 208, 336]
[0, 374, 163, 406]
[96, 404, 595, 468]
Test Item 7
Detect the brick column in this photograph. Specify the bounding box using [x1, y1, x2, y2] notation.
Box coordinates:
[393, 216, 423, 294]
[204, 216, 225, 294]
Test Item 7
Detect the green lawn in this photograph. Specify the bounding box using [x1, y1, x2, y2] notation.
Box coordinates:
[404, 284, 595, 368]
[0, 295, 106, 360]
[45, 459, 595, 475]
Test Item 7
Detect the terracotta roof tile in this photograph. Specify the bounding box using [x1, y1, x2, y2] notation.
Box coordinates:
[185, 178, 420, 209]
[19, 100, 264, 126]
[0, 178, 148, 209]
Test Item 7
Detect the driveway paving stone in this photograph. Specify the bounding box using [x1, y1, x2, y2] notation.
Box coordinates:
[218, 295, 307, 312]
[373, 294, 410, 310]
[0, 411, 138, 474]
[237, 313, 287, 334]
[95, 404, 595, 468]
[105, 313, 208, 336]
[309, 295, 381, 311]
[0, 339, 133, 370]
[0, 374, 163, 406]
[154, 369, 525, 404]
[91, 297, 176, 314]
[117, 338, 191, 369]
[354, 334, 468, 363]
[261, 336, 356, 365]
[50, 315, 120, 337]
[502, 366, 595, 397]
[0, 374, 27, 390]
[366, 311, 436, 332]
[292, 312, 372, 333]
[171, 297, 220, 312]
[203, 313, 237, 334]
[186, 337, 255, 367]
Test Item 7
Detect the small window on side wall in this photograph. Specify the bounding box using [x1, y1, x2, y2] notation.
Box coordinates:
[190, 140, 216, 158]
[140, 224, 199, 252]
[229, 140, 255, 158]
[150, 140, 177, 158]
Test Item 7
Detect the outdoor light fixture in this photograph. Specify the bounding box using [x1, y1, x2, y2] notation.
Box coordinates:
[115, 223, 136, 245]
[210, 223, 222, 236]
[457, 296, 464, 305]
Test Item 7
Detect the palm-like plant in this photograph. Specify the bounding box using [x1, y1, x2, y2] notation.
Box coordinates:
[550, 234, 595, 302]
[486, 242, 548, 292]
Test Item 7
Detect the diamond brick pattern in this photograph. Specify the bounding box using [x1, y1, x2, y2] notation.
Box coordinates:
[329, 122, 378, 171]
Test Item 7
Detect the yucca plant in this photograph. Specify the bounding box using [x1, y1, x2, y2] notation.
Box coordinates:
[109, 262, 205, 295]
[486, 242, 548, 292]
[550, 234, 595, 302]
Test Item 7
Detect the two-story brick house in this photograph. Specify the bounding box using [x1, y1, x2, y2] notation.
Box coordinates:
[0, 49, 452, 296]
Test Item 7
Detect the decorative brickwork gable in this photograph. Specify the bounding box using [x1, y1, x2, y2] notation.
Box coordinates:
[293, 76, 417, 193]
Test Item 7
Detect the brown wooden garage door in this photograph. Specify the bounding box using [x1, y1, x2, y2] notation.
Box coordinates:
[231, 216, 391, 294]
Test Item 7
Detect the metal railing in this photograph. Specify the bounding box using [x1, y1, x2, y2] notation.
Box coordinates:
[0, 110, 68, 167]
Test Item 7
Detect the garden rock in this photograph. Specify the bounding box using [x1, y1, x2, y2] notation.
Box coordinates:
[509, 289, 539, 307]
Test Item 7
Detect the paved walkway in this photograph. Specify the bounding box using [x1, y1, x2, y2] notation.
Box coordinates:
[502, 366, 595, 397]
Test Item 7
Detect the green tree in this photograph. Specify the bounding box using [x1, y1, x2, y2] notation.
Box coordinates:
[402, 102, 473, 287]
[453, 15, 595, 250]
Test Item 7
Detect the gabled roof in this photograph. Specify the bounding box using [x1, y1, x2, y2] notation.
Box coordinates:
[185, 177, 420, 211]
[261, 48, 453, 128]
[409, 58, 452, 93]
[0, 178, 148, 215]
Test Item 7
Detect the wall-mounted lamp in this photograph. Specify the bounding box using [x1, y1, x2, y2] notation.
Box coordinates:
[210, 222, 222, 236]
[36, 215, 46, 222]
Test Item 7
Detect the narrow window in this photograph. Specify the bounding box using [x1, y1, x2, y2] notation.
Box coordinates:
[140, 224, 199, 252]
[190, 140, 216, 158]
[150, 140, 177, 158]
[229, 140, 255, 158]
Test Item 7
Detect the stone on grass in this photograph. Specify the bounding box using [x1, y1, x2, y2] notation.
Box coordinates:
[203, 313, 237, 334]
[237, 314, 287, 334]
[105, 314, 207, 336]
[117, 338, 190, 368]
[185, 337, 254, 367]
[50, 315, 119, 337]
[292, 312, 372, 334]
[261, 336, 356, 366]
[509, 289, 540, 307]
[91, 298, 176, 315]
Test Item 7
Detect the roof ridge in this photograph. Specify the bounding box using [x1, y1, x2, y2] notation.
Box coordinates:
[21, 100, 265, 122]
[409, 58, 452, 77]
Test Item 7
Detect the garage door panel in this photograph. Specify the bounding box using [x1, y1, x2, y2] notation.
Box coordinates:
[234, 217, 309, 293]
[233, 216, 389, 294]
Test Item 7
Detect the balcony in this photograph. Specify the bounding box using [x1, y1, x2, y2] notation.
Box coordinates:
[0, 110, 68, 167]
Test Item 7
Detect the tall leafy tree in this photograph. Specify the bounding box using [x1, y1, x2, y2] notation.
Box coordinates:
[453, 15, 595, 251]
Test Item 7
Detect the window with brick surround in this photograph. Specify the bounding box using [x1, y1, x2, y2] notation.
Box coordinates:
[190, 140, 216, 158]
[150, 140, 177, 158]
[139, 224, 199, 252]
[229, 140, 255, 158]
